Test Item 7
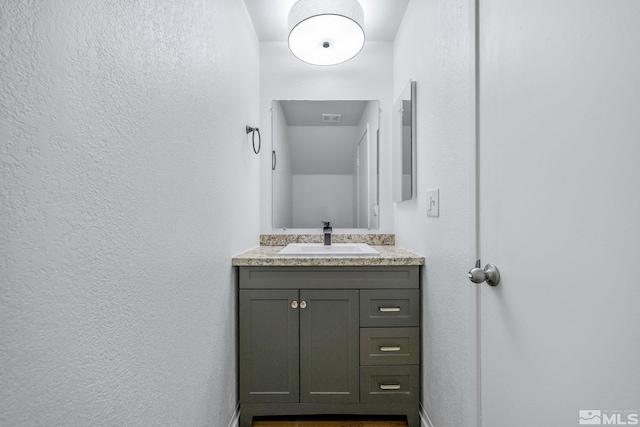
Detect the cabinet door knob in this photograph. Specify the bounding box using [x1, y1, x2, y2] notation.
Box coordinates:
[300, 300, 307, 309]
[291, 300, 298, 309]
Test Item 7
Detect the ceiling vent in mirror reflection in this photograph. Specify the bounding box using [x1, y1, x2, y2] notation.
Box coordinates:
[321, 114, 342, 123]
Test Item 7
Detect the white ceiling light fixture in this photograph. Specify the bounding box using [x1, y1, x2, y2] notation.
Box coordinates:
[288, 0, 365, 66]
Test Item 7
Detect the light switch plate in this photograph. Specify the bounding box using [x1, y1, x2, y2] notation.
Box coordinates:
[427, 189, 439, 217]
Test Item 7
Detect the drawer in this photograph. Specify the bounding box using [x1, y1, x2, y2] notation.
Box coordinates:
[360, 328, 420, 366]
[360, 289, 419, 327]
[360, 365, 420, 403]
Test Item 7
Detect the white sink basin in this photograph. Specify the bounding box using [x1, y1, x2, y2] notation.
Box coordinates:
[277, 243, 380, 257]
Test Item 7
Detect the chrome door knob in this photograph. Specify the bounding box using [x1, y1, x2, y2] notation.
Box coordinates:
[468, 261, 501, 286]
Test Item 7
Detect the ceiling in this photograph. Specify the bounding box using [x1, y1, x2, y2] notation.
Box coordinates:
[243, 0, 410, 42]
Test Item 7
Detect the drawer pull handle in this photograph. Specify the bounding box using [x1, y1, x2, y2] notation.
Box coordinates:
[379, 346, 401, 352]
[379, 307, 401, 312]
[379, 383, 402, 390]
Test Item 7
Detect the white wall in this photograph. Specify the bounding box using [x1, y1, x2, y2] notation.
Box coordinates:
[393, 1, 477, 426]
[261, 42, 393, 233]
[288, 126, 360, 175]
[0, 1, 260, 425]
[292, 175, 354, 228]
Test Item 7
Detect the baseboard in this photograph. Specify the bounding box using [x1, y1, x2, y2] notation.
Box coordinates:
[227, 403, 241, 427]
[420, 403, 434, 427]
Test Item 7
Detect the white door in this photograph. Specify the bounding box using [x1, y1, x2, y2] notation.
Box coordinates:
[478, 1, 640, 425]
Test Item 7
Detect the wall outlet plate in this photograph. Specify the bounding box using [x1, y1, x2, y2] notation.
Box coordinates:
[427, 189, 439, 217]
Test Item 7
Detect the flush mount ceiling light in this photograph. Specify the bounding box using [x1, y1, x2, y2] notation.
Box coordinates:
[288, 0, 365, 66]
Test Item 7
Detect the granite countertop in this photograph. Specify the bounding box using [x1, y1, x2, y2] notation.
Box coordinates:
[232, 234, 425, 267]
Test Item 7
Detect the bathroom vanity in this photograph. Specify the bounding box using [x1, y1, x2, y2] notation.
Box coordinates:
[233, 235, 424, 427]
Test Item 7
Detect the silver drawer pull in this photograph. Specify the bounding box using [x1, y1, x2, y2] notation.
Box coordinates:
[379, 383, 402, 390]
[379, 307, 401, 312]
[379, 346, 401, 352]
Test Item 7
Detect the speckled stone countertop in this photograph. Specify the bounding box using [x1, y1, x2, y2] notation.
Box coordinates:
[259, 233, 396, 246]
[233, 234, 424, 267]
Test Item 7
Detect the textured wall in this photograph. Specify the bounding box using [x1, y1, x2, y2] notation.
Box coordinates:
[0, 0, 259, 425]
[393, 1, 477, 426]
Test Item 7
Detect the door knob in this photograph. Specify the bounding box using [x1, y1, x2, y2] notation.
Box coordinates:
[468, 260, 501, 286]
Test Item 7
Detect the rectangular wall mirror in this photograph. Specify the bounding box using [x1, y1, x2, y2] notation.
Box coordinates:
[272, 100, 380, 229]
[393, 80, 416, 202]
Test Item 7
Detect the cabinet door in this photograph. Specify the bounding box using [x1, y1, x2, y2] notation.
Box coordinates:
[299, 289, 359, 403]
[239, 289, 299, 403]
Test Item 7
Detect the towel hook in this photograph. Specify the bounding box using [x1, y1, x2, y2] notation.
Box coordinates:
[246, 125, 261, 154]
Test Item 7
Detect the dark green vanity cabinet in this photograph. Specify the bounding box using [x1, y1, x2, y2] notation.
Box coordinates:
[238, 266, 421, 427]
[239, 289, 360, 404]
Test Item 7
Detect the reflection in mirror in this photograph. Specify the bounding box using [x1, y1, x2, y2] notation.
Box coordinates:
[272, 100, 380, 229]
[393, 80, 416, 202]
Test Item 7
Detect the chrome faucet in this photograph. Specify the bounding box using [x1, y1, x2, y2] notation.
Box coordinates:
[322, 221, 332, 246]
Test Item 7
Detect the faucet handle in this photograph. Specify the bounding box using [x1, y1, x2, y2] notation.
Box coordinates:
[321, 221, 332, 246]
